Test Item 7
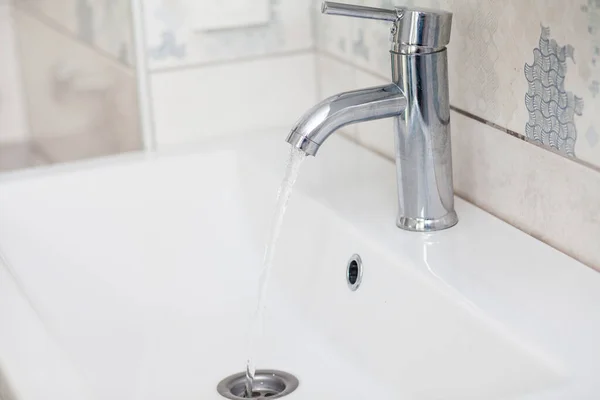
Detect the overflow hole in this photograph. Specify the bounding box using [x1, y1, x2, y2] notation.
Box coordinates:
[346, 254, 363, 291]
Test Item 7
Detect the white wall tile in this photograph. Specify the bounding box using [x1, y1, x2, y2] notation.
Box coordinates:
[144, 0, 314, 70]
[151, 53, 317, 146]
[0, 3, 28, 143]
[451, 110, 600, 270]
[317, 54, 356, 98]
[315, 0, 357, 61]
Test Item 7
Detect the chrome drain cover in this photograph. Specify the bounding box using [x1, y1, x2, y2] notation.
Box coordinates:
[217, 370, 299, 399]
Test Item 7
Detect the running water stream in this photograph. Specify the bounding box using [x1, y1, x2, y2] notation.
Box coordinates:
[244, 147, 306, 397]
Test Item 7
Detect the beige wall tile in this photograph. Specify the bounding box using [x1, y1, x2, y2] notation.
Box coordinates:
[16, 0, 77, 34]
[14, 9, 142, 160]
[313, 52, 600, 268]
[313, 0, 600, 266]
[451, 110, 600, 270]
[0, 4, 28, 143]
[0, 142, 47, 172]
[15, 0, 135, 66]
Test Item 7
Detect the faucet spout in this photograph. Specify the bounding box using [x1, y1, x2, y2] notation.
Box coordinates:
[286, 84, 406, 156]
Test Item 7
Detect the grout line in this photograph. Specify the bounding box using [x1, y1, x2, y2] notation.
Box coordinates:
[449, 105, 526, 141]
[318, 50, 600, 174]
[13, 3, 134, 73]
[151, 48, 314, 74]
[450, 106, 600, 174]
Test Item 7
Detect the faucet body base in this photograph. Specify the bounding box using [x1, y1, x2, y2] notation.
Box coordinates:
[392, 48, 457, 232]
[397, 211, 458, 232]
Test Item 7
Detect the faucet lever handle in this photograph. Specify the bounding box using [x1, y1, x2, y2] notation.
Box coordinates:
[321, 1, 399, 21]
[321, 1, 452, 52]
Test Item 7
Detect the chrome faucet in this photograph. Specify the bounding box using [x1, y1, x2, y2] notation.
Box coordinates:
[286, 1, 457, 231]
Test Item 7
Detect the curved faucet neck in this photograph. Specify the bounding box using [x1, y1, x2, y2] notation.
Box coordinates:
[286, 84, 406, 156]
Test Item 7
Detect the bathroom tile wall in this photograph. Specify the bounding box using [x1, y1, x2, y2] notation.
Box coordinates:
[316, 0, 600, 169]
[314, 1, 600, 269]
[452, 109, 600, 269]
[140, 0, 318, 147]
[139, 0, 600, 267]
[11, 0, 142, 164]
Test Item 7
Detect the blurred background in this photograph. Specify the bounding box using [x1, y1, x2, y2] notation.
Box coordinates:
[0, 0, 142, 171]
[0, 0, 317, 173]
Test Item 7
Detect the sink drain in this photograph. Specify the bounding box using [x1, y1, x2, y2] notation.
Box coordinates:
[217, 370, 299, 399]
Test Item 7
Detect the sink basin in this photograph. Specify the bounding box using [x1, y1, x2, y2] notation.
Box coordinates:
[1, 132, 599, 399]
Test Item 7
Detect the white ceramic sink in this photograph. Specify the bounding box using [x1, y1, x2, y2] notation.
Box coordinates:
[1, 132, 599, 400]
